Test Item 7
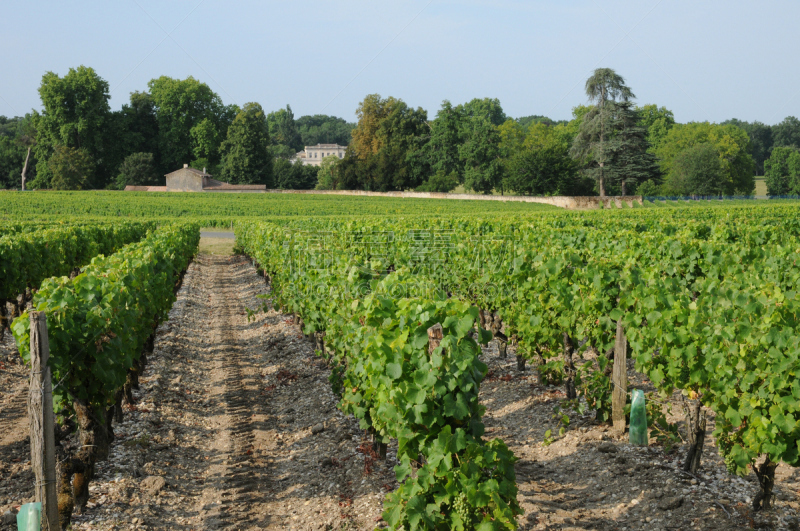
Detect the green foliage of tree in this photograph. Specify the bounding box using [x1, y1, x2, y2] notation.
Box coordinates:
[427, 101, 463, 179]
[415, 170, 459, 192]
[48, 146, 94, 190]
[654, 122, 756, 195]
[273, 158, 319, 190]
[637, 104, 675, 150]
[764, 146, 800, 196]
[351, 94, 399, 157]
[315, 155, 341, 190]
[270, 144, 296, 160]
[496, 113, 593, 197]
[572, 101, 660, 196]
[456, 97, 507, 127]
[32, 66, 111, 189]
[504, 142, 579, 195]
[606, 103, 662, 195]
[524, 122, 566, 150]
[190, 117, 221, 164]
[772, 116, 800, 150]
[219, 102, 273, 186]
[267, 105, 303, 153]
[663, 143, 723, 196]
[114, 152, 158, 189]
[516, 115, 567, 129]
[296, 114, 354, 147]
[147, 76, 237, 174]
[498, 119, 526, 159]
[346, 94, 429, 191]
[0, 135, 24, 189]
[98, 92, 162, 185]
[460, 117, 503, 194]
[570, 68, 636, 197]
[636, 179, 660, 197]
[722, 118, 773, 175]
[585, 68, 634, 107]
[120, 92, 160, 156]
[549, 106, 590, 149]
[0, 116, 35, 189]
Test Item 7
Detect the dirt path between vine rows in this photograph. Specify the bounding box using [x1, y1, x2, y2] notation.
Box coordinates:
[0, 254, 394, 530]
[0, 331, 35, 524]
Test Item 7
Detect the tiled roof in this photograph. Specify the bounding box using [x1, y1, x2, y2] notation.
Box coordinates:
[164, 167, 211, 177]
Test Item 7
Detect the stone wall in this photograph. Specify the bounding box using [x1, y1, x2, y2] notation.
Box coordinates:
[262, 189, 642, 210]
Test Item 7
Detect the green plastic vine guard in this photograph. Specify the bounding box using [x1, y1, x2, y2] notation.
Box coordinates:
[16, 502, 41, 531]
[629, 389, 648, 446]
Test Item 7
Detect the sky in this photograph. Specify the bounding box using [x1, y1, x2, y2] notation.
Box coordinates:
[1, 0, 799, 125]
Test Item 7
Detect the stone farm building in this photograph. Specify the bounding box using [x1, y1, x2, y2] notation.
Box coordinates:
[124, 165, 267, 193]
[293, 144, 346, 166]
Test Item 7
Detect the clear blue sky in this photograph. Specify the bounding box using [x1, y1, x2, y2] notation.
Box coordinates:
[1, 0, 798, 125]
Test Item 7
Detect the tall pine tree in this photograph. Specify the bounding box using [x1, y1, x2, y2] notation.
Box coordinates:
[571, 69, 659, 196]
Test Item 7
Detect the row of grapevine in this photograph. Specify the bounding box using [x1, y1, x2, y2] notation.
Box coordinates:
[237, 211, 800, 515]
[3, 190, 800, 222]
[11, 223, 200, 528]
[0, 221, 155, 300]
[0, 190, 554, 220]
[237, 222, 523, 529]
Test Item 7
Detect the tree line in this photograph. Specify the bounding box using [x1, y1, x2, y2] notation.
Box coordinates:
[0, 66, 354, 191]
[1, 65, 799, 196]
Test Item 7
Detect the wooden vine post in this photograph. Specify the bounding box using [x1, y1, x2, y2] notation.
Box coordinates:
[28, 311, 60, 530]
[611, 319, 628, 436]
[428, 323, 443, 356]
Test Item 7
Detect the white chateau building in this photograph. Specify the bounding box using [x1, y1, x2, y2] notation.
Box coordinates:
[293, 143, 347, 166]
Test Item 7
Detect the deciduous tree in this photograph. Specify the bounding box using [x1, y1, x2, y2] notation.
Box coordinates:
[655, 122, 755, 195]
[296, 114, 354, 146]
[32, 66, 111, 188]
[664, 143, 723, 196]
[637, 104, 675, 150]
[504, 143, 578, 195]
[346, 94, 428, 191]
[219, 102, 272, 186]
[772, 116, 800, 150]
[115, 152, 158, 189]
[457, 97, 507, 127]
[148, 76, 237, 173]
[273, 158, 319, 190]
[723, 118, 773, 175]
[764, 146, 800, 196]
[415, 170, 459, 192]
[48, 146, 94, 190]
[426, 101, 463, 179]
[314, 155, 341, 190]
[267, 105, 303, 153]
[460, 116, 503, 194]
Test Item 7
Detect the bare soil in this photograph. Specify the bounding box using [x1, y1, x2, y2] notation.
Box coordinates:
[1, 254, 799, 530]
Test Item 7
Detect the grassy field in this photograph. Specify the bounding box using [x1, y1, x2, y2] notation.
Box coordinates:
[199, 236, 235, 255]
[755, 177, 767, 195]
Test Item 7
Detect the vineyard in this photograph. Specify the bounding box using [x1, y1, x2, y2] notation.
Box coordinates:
[1, 196, 800, 530]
